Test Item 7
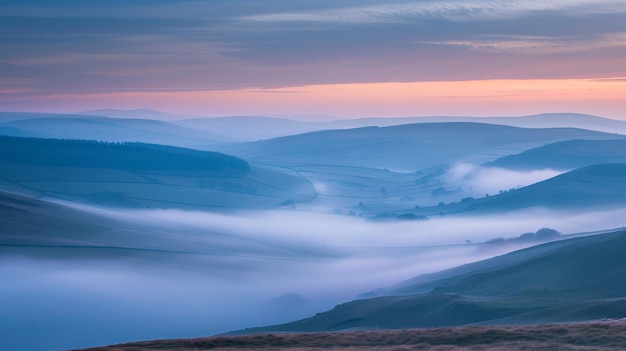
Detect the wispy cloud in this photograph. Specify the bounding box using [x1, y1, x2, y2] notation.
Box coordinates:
[425, 32, 626, 55]
[242, 0, 626, 24]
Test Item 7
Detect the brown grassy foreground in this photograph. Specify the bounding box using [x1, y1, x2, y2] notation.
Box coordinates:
[76, 321, 626, 351]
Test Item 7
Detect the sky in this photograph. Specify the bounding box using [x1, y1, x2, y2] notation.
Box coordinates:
[1, 0, 625, 119]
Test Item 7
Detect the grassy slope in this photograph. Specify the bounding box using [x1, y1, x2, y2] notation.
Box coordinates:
[405, 163, 626, 216]
[0, 136, 316, 210]
[0, 114, 226, 146]
[486, 139, 626, 171]
[76, 322, 626, 351]
[233, 229, 626, 333]
[0, 190, 168, 257]
[0, 190, 322, 263]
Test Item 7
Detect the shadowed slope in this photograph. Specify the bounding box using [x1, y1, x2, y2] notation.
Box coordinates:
[0, 190, 326, 263]
[76, 323, 626, 351]
[0, 135, 249, 172]
[0, 136, 315, 210]
[235, 229, 626, 332]
[0, 113, 225, 146]
[487, 139, 626, 171]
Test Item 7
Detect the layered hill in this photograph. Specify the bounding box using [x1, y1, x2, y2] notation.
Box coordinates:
[0, 136, 316, 210]
[487, 139, 626, 171]
[324, 113, 626, 135]
[0, 113, 225, 147]
[403, 163, 626, 217]
[213, 123, 625, 170]
[237, 228, 626, 333]
[0, 190, 321, 261]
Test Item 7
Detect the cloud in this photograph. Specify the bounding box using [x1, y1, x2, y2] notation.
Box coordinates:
[444, 162, 563, 196]
[1, 0, 625, 112]
[425, 33, 626, 55]
[241, 0, 626, 24]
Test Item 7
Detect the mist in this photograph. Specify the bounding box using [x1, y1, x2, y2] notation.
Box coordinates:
[3, 204, 626, 351]
[444, 162, 563, 196]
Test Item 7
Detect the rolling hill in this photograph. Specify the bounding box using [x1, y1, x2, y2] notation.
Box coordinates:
[0, 190, 322, 262]
[0, 113, 225, 147]
[212, 123, 625, 170]
[486, 139, 626, 171]
[235, 228, 626, 333]
[324, 113, 626, 135]
[403, 163, 626, 217]
[0, 136, 316, 210]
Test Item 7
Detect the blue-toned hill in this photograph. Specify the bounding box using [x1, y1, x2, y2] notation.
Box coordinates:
[0, 113, 226, 146]
[0, 135, 249, 172]
[213, 122, 625, 170]
[402, 163, 626, 217]
[0, 136, 315, 210]
[486, 139, 626, 171]
[236, 228, 626, 332]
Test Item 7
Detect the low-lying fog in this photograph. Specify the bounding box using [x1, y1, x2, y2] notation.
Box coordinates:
[444, 163, 563, 196]
[3, 205, 626, 351]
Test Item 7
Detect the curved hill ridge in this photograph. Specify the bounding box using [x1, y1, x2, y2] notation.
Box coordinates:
[0, 190, 327, 264]
[407, 163, 626, 216]
[0, 114, 226, 146]
[214, 122, 626, 170]
[235, 228, 626, 333]
[487, 139, 626, 171]
[0, 135, 250, 172]
[0, 136, 316, 210]
[481, 163, 626, 210]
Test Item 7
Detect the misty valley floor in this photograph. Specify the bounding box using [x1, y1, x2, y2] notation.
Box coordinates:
[75, 321, 626, 351]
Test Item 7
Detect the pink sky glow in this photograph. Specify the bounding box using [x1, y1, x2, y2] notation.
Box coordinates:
[3, 78, 625, 120]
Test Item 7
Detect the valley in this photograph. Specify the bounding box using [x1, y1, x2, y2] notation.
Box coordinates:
[2, 111, 626, 351]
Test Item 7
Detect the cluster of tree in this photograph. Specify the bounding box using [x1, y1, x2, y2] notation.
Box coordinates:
[485, 228, 562, 245]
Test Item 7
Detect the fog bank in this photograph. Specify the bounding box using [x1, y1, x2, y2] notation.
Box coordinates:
[3, 204, 626, 351]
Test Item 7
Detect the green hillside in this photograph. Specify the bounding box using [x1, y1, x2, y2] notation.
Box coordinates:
[0, 135, 249, 172]
[404, 163, 626, 217]
[237, 229, 626, 333]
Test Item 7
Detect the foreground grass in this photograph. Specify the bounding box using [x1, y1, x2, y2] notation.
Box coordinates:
[75, 321, 626, 351]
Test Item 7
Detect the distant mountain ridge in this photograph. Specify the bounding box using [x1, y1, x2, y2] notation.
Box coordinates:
[0, 113, 227, 146]
[3, 111, 624, 143]
[212, 122, 626, 170]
